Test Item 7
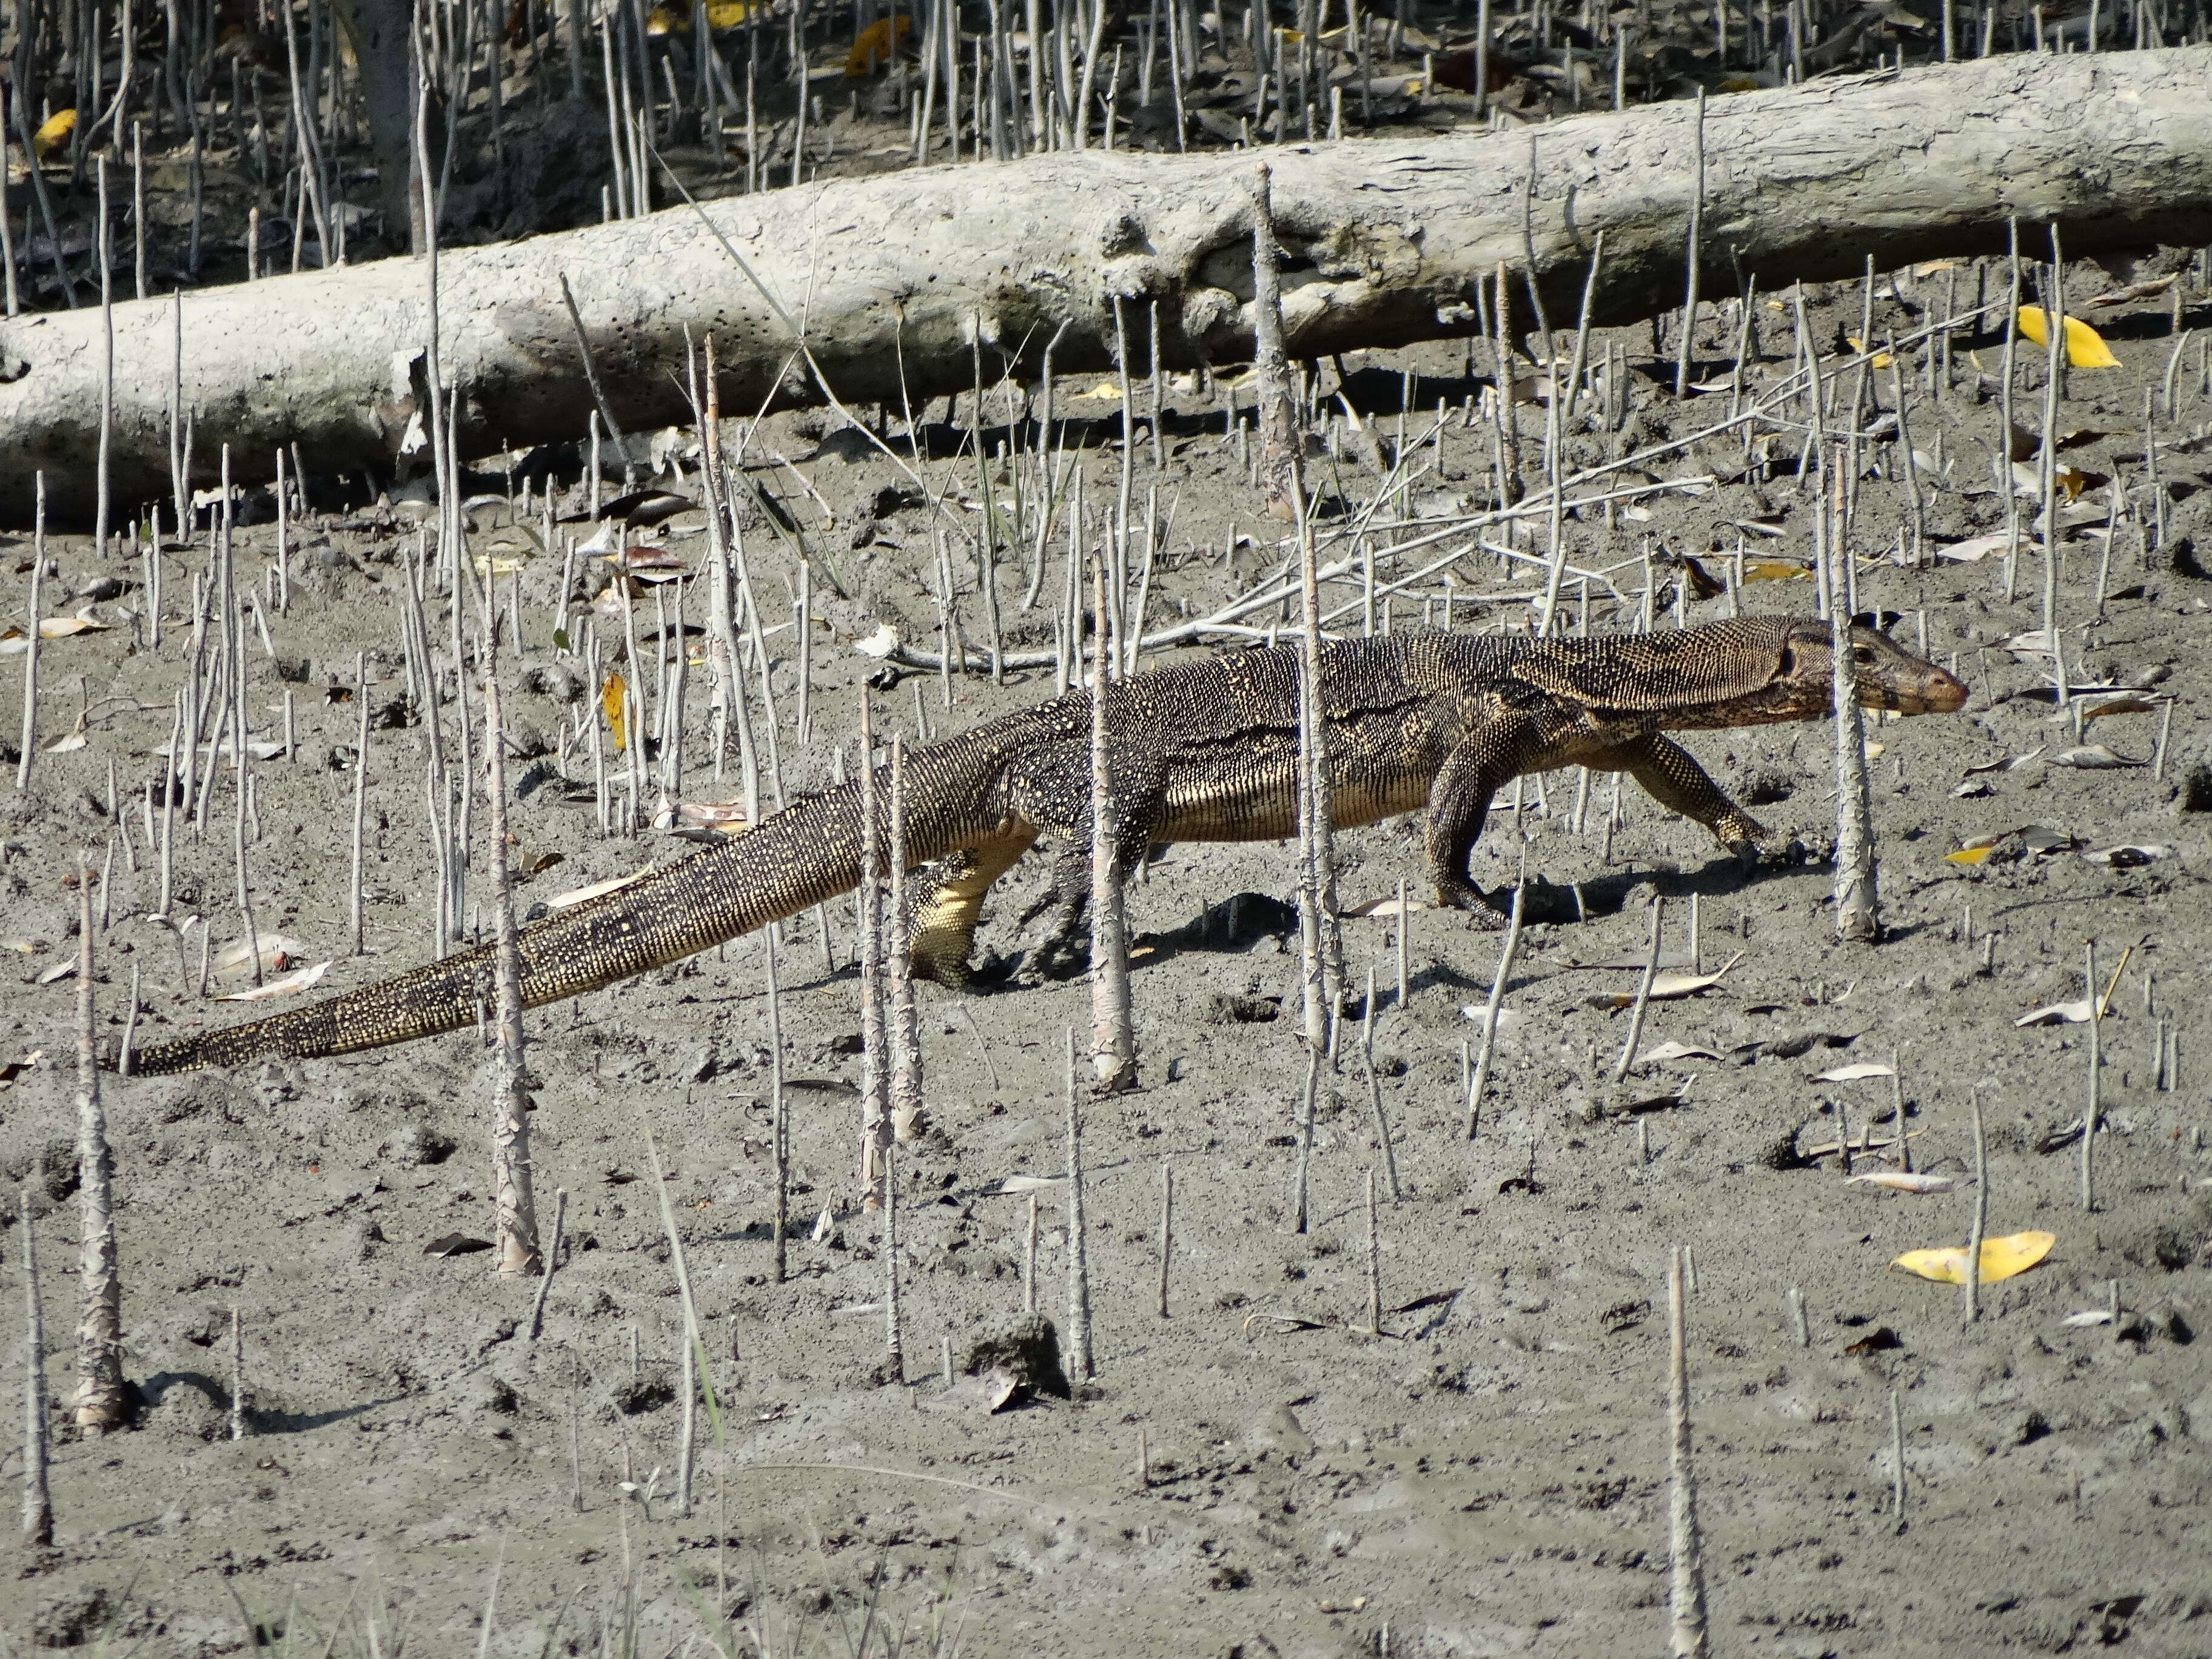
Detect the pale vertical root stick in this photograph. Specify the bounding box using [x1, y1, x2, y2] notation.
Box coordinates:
[766, 928, 788, 1286]
[1156, 1164, 1172, 1318]
[1246, 162, 1298, 520]
[1826, 480, 1879, 941]
[1065, 1028, 1094, 1381]
[1667, 1245, 1711, 1659]
[883, 1138, 905, 1386]
[1612, 894, 1666, 1085]
[486, 665, 543, 1278]
[1891, 1051, 1910, 1173]
[1363, 1048, 1403, 1202]
[857, 690, 887, 1208]
[0, 129, 18, 319]
[2038, 232, 2070, 708]
[118, 965, 140, 1078]
[887, 737, 925, 1137]
[1394, 876, 1409, 1012]
[230, 484, 262, 988]
[350, 650, 370, 957]
[1466, 872, 1528, 1136]
[1364, 1169, 1382, 1336]
[15, 475, 42, 794]
[2081, 940, 2099, 1213]
[1672, 89, 1706, 400]
[96, 157, 114, 560]
[644, 1125, 713, 1515]
[1889, 1386, 1908, 1532]
[1289, 1047, 1318, 1235]
[229, 1307, 247, 1440]
[1023, 1192, 1039, 1315]
[20, 1188, 53, 1547]
[72, 853, 125, 1435]
[1564, 229, 1607, 425]
[528, 1190, 569, 1341]
[699, 334, 739, 794]
[1090, 556, 1136, 1091]
[1964, 1090, 1989, 1327]
[1292, 418, 1342, 1045]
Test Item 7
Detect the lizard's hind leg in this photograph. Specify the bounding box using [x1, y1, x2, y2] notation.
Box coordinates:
[1000, 745, 1165, 980]
[906, 826, 1041, 987]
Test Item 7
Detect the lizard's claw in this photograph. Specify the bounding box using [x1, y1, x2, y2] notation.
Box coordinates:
[1019, 902, 1093, 983]
[1432, 879, 1513, 931]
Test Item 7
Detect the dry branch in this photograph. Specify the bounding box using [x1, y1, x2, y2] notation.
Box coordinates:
[2, 50, 2211, 523]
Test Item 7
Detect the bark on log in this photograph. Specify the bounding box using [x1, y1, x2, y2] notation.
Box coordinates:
[3, 48, 2210, 526]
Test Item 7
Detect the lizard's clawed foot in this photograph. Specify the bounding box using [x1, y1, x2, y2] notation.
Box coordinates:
[910, 947, 968, 989]
[1432, 879, 1513, 931]
[1019, 907, 1093, 983]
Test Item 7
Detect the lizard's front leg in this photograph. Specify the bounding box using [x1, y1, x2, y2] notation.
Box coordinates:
[1589, 733, 1765, 848]
[905, 825, 1041, 987]
[1422, 731, 1524, 927]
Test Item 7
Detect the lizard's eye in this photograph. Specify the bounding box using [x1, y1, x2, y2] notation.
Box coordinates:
[1777, 647, 1795, 675]
[1852, 645, 1875, 665]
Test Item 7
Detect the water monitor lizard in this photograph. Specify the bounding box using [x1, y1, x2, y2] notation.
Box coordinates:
[129, 615, 1966, 1075]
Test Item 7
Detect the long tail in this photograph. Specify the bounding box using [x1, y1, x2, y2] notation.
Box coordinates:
[129, 756, 936, 1075]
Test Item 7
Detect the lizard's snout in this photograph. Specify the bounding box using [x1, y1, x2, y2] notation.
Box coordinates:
[1856, 664, 1967, 715]
[1838, 627, 1970, 716]
[1886, 663, 1969, 715]
[1921, 666, 1969, 713]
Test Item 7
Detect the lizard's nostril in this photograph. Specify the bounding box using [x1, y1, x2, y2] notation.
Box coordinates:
[1928, 670, 1969, 712]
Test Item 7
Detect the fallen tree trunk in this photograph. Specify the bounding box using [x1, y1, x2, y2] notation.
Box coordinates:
[4, 47, 2210, 525]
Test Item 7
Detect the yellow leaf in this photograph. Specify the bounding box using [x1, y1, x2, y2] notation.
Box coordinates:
[1074, 380, 1127, 401]
[1913, 258, 1960, 276]
[1844, 337, 1894, 370]
[2053, 464, 2089, 501]
[32, 109, 76, 158]
[845, 13, 911, 75]
[2014, 306, 2122, 370]
[1944, 845, 1996, 866]
[651, 0, 760, 30]
[1741, 559, 1811, 583]
[1891, 1231, 2055, 1285]
[602, 669, 629, 752]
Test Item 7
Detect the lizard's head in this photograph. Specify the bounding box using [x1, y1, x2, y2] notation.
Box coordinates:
[1768, 618, 1968, 718]
[1515, 616, 1968, 729]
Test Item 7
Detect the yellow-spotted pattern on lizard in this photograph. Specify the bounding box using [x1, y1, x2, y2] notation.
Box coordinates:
[128, 616, 1965, 1075]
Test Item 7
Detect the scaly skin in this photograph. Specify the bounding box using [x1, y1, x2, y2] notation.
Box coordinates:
[127, 617, 1965, 1075]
